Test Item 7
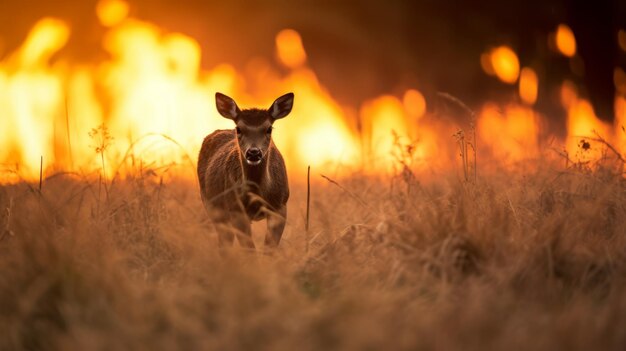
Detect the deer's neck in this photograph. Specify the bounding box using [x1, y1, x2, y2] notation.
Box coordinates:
[241, 151, 270, 188]
[243, 161, 266, 183]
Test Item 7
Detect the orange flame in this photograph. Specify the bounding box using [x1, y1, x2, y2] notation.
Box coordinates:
[0, 18, 69, 178]
[0, 7, 370, 181]
[561, 81, 613, 161]
[403, 89, 427, 120]
[478, 103, 540, 162]
[361, 95, 412, 165]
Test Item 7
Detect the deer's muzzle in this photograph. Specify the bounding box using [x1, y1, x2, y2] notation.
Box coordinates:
[245, 148, 263, 165]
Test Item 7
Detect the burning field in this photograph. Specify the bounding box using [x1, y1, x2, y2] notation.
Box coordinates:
[1, 0, 626, 349]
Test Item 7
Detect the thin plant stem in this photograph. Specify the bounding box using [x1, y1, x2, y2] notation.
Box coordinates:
[306, 165, 311, 254]
[39, 156, 43, 193]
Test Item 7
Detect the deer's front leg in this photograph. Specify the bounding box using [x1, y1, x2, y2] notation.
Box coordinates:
[210, 210, 235, 248]
[265, 205, 287, 248]
[230, 212, 255, 251]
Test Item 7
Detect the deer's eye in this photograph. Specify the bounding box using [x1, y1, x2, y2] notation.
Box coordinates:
[266, 127, 273, 135]
[236, 127, 242, 134]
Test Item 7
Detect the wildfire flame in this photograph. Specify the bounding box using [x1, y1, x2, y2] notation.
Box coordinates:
[478, 103, 540, 161]
[0, 0, 624, 183]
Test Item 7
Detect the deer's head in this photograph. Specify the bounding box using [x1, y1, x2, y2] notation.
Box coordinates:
[215, 92, 294, 166]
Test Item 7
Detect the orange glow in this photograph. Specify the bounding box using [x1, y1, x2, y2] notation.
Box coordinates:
[614, 67, 626, 96]
[480, 52, 495, 76]
[555, 24, 576, 57]
[100, 19, 215, 178]
[560, 80, 578, 110]
[361, 95, 413, 165]
[566, 99, 611, 157]
[619, 30, 626, 52]
[558, 80, 622, 164]
[615, 96, 626, 164]
[478, 103, 540, 161]
[616, 96, 626, 157]
[403, 89, 427, 120]
[97, 0, 130, 27]
[19, 18, 70, 67]
[275, 29, 307, 69]
[272, 69, 360, 170]
[489, 46, 520, 84]
[559, 79, 615, 160]
[0, 13, 368, 182]
[2, 4, 626, 183]
[519, 67, 538, 105]
[0, 18, 70, 180]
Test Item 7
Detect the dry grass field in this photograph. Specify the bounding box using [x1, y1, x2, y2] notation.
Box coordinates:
[1, 157, 625, 350]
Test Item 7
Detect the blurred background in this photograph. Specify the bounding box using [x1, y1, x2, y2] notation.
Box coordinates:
[0, 0, 625, 180]
[2, 0, 625, 120]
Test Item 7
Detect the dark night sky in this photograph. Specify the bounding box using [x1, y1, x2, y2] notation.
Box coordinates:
[1, 0, 625, 122]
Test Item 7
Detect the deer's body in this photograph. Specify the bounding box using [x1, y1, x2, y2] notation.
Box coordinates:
[198, 94, 294, 249]
[198, 128, 289, 220]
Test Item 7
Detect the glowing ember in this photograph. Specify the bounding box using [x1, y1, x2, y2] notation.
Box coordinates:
[489, 46, 520, 84]
[519, 67, 538, 105]
[403, 89, 427, 120]
[275, 29, 307, 69]
[97, 0, 130, 27]
[555, 24, 576, 57]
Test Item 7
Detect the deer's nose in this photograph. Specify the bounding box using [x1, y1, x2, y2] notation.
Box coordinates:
[245, 148, 262, 161]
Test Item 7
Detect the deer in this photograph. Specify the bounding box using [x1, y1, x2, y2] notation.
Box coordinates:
[197, 92, 294, 250]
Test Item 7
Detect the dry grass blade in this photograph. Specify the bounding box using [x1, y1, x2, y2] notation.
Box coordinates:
[437, 91, 476, 119]
[440, 92, 478, 182]
[111, 133, 197, 184]
[38, 156, 43, 193]
[320, 173, 374, 212]
[64, 95, 73, 168]
[306, 165, 311, 253]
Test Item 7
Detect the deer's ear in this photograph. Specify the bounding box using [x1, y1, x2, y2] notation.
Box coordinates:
[215, 92, 240, 120]
[269, 93, 294, 120]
